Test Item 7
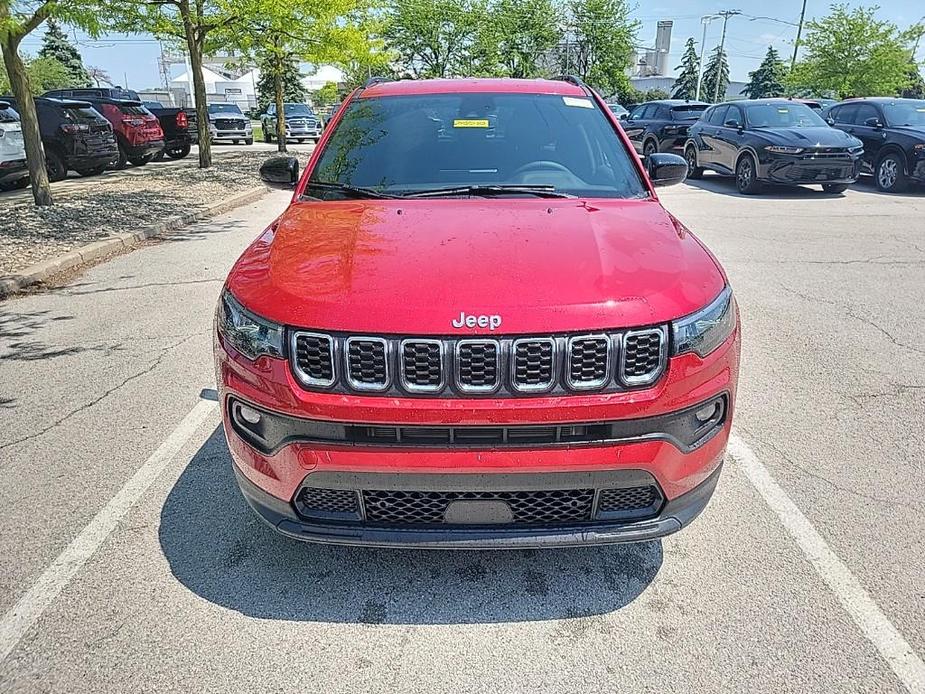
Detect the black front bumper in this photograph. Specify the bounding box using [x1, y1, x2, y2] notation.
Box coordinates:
[233, 463, 723, 549]
[759, 155, 861, 185]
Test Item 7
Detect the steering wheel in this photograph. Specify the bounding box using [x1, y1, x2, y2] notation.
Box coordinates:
[511, 160, 573, 177]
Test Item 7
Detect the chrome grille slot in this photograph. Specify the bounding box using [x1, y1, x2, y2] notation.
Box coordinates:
[620, 328, 666, 386]
[566, 335, 612, 390]
[511, 338, 555, 392]
[345, 337, 389, 391]
[456, 340, 500, 393]
[400, 340, 444, 392]
[292, 332, 335, 387]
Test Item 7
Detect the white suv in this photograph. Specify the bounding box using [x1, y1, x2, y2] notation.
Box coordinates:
[0, 100, 28, 191]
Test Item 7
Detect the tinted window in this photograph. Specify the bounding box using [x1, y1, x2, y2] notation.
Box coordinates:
[831, 104, 857, 124]
[707, 105, 728, 125]
[852, 104, 880, 126]
[629, 104, 646, 120]
[285, 104, 314, 115]
[0, 106, 18, 123]
[653, 105, 670, 120]
[310, 93, 647, 199]
[63, 106, 105, 123]
[208, 104, 243, 114]
[143, 101, 164, 109]
[883, 100, 925, 126]
[743, 102, 826, 128]
[671, 105, 708, 120]
[117, 104, 149, 115]
[724, 105, 744, 126]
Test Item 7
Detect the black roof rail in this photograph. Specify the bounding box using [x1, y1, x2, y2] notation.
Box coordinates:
[552, 74, 592, 96]
[362, 76, 390, 90]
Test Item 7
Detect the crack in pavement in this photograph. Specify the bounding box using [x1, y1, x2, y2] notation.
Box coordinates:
[776, 283, 925, 357]
[737, 425, 924, 514]
[62, 277, 224, 296]
[0, 332, 204, 456]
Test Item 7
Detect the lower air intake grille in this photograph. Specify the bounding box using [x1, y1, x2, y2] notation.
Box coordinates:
[362, 489, 595, 525]
[295, 487, 359, 515]
[597, 486, 660, 513]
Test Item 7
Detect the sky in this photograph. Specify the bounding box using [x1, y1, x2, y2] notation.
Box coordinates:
[15, 0, 925, 90]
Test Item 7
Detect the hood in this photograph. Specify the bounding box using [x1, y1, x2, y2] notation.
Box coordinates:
[208, 112, 245, 121]
[753, 126, 860, 148]
[889, 125, 925, 140]
[227, 199, 726, 335]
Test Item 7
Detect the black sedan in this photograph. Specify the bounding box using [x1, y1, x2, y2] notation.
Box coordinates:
[825, 98, 925, 193]
[622, 100, 709, 159]
[684, 100, 863, 195]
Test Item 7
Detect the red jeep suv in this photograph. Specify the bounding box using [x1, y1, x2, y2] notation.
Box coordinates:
[215, 77, 740, 548]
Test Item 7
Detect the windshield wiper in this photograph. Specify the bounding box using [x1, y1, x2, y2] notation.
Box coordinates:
[401, 184, 574, 199]
[303, 181, 401, 199]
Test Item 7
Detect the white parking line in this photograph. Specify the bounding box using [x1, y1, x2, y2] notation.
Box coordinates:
[728, 433, 925, 694]
[0, 398, 217, 664]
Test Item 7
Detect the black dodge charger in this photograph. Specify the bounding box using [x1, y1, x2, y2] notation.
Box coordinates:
[684, 99, 864, 195]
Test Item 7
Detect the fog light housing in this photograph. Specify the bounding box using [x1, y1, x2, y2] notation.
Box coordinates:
[239, 405, 262, 425]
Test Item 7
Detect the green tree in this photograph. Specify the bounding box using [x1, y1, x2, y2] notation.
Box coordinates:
[255, 53, 307, 113]
[671, 37, 699, 99]
[383, 0, 484, 78]
[0, 54, 71, 92]
[741, 46, 787, 99]
[494, 0, 561, 78]
[564, 0, 638, 98]
[786, 4, 915, 98]
[0, 1, 107, 206]
[313, 80, 339, 105]
[701, 45, 729, 103]
[900, 59, 924, 98]
[38, 18, 89, 86]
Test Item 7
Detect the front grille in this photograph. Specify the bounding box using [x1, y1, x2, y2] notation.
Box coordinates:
[362, 489, 596, 525]
[567, 335, 611, 389]
[456, 340, 499, 392]
[401, 340, 443, 392]
[294, 333, 335, 386]
[296, 487, 358, 515]
[598, 485, 659, 513]
[289, 328, 666, 397]
[346, 337, 389, 390]
[214, 118, 246, 130]
[621, 328, 665, 385]
[802, 148, 850, 159]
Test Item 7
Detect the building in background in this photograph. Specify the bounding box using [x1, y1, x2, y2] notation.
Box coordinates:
[628, 75, 748, 101]
[631, 20, 673, 77]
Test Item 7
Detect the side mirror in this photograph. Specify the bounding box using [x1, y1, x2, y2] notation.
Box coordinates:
[724, 119, 742, 129]
[826, 117, 835, 126]
[864, 117, 883, 129]
[647, 153, 688, 187]
[619, 113, 629, 121]
[259, 156, 299, 189]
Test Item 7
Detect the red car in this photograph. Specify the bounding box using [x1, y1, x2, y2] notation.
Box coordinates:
[215, 77, 740, 548]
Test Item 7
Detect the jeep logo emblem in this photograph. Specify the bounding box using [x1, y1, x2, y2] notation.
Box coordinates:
[452, 312, 502, 331]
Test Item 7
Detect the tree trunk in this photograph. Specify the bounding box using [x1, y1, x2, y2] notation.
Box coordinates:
[180, 2, 212, 168]
[274, 55, 287, 153]
[1, 37, 53, 206]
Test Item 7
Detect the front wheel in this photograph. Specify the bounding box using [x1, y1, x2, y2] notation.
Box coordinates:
[643, 139, 658, 160]
[685, 145, 704, 179]
[735, 154, 762, 195]
[244, 138, 253, 145]
[875, 153, 908, 193]
[263, 128, 272, 143]
[0, 176, 30, 191]
[822, 183, 850, 194]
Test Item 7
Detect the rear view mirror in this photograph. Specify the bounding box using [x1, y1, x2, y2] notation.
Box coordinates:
[647, 153, 688, 187]
[260, 156, 299, 189]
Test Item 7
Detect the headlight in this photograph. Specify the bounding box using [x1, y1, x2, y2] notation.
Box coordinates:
[765, 145, 804, 154]
[914, 143, 925, 154]
[671, 287, 736, 357]
[217, 290, 284, 360]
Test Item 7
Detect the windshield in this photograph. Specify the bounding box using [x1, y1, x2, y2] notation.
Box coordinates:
[209, 104, 243, 115]
[744, 102, 827, 128]
[671, 105, 708, 120]
[285, 104, 314, 115]
[308, 93, 647, 199]
[143, 101, 164, 109]
[882, 100, 925, 127]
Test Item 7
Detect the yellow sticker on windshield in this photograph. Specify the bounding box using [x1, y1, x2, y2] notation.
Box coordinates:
[453, 119, 489, 128]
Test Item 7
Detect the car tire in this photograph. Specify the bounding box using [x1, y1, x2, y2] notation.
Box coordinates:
[0, 176, 30, 191]
[45, 149, 68, 182]
[75, 165, 108, 177]
[875, 152, 908, 193]
[110, 145, 129, 170]
[165, 143, 191, 159]
[643, 139, 658, 160]
[232, 139, 240, 145]
[821, 183, 850, 194]
[128, 154, 155, 167]
[735, 153, 762, 195]
[244, 138, 253, 145]
[263, 128, 271, 143]
[684, 145, 704, 180]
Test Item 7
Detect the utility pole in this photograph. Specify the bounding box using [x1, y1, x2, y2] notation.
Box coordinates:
[713, 10, 740, 103]
[696, 14, 720, 101]
[790, 0, 808, 70]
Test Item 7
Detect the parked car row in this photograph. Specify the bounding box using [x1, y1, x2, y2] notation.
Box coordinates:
[620, 96, 925, 195]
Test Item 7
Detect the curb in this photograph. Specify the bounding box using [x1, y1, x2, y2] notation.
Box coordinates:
[0, 185, 268, 299]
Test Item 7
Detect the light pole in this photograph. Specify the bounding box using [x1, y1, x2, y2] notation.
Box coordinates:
[695, 15, 720, 101]
[790, 0, 808, 70]
[713, 10, 741, 103]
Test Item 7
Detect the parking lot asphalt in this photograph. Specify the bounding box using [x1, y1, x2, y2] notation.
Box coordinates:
[1, 177, 924, 692]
